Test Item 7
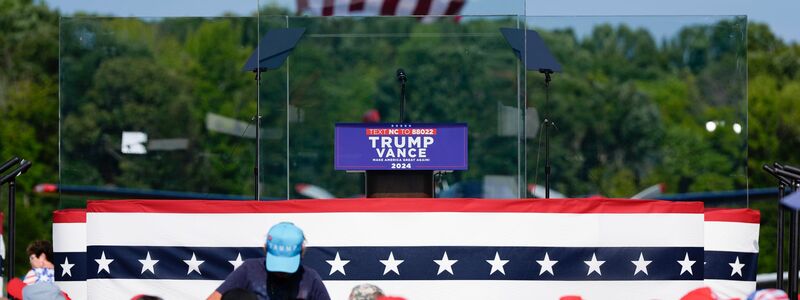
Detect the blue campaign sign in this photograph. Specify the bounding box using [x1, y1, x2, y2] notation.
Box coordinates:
[335, 123, 468, 171]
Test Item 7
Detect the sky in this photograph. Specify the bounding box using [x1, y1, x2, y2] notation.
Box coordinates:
[45, 0, 798, 43]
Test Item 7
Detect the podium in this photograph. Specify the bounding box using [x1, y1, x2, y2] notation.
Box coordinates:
[366, 170, 434, 198]
[335, 123, 468, 198]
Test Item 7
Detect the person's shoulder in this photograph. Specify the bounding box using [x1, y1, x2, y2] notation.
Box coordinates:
[301, 265, 323, 279]
[23, 269, 37, 284]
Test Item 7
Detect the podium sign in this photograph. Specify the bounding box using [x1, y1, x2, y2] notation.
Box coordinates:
[335, 123, 468, 171]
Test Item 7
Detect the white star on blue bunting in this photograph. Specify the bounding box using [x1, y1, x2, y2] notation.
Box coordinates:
[139, 251, 159, 275]
[631, 252, 652, 276]
[486, 252, 509, 275]
[584, 253, 605, 276]
[380, 252, 404, 275]
[434, 251, 458, 275]
[326, 252, 350, 276]
[95, 251, 114, 274]
[536, 252, 558, 276]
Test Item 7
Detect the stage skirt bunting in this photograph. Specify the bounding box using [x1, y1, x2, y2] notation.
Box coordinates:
[48, 199, 758, 299]
[73, 198, 708, 299]
[53, 209, 88, 300]
[703, 208, 761, 298]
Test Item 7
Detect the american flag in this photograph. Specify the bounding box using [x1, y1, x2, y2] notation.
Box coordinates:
[49, 198, 749, 299]
[297, 0, 465, 17]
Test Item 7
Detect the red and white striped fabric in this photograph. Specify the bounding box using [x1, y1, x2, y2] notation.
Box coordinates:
[51, 200, 768, 299]
[703, 208, 761, 299]
[82, 198, 707, 299]
[53, 209, 87, 300]
[297, 0, 465, 16]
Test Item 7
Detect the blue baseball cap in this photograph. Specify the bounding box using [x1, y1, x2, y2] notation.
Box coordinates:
[265, 222, 304, 273]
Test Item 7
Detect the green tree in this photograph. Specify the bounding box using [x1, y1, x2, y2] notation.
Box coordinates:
[0, 0, 59, 276]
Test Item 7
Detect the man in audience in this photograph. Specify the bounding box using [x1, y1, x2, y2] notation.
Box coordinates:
[207, 222, 330, 300]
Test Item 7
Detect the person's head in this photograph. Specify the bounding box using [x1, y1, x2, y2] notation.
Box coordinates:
[349, 283, 384, 300]
[265, 222, 305, 274]
[26, 240, 53, 268]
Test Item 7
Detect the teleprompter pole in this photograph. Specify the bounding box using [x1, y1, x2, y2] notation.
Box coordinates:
[543, 71, 553, 199]
[7, 179, 15, 279]
[254, 72, 261, 200]
[779, 183, 786, 290]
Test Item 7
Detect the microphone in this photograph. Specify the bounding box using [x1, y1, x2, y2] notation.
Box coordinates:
[396, 68, 407, 83]
[764, 164, 791, 185]
[0, 157, 21, 174]
[0, 159, 32, 184]
[776, 162, 800, 177]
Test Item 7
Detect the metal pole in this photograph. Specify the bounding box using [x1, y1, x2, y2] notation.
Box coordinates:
[544, 117, 549, 199]
[790, 207, 798, 297]
[8, 180, 15, 279]
[779, 183, 786, 290]
[400, 82, 406, 123]
[254, 72, 261, 200]
[543, 72, 552, 199]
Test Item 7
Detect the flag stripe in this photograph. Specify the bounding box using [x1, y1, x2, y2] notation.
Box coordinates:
[324, 280, 704, 300]
[297, 0, 310, 13]
[703, 251, 757, 281]
[65, 246, 747, 282]
[54, 252, 87, 282]
[322, 0, 335, 15]
[412, 0, 432, 16]
[703, 279, 757, 299]
[87, 212, 703, 247]
[704, 221, 759, 253]
[349, 0, 365, 11]
[443, 0, 464, 15]
[54, 223, 87, 252]
[86, 199, 703, 214]
[54, 208, 87, 223]
[427, 0, 450, 15]
[393, 0, 417, 15]
[705, 208, 760, 224]
[87, 279, 220, 300]
[55, 282, 87, 300]
[85, 279, 704, 300]
[81, 245, 705, 281]
[380, 0, 400, 15]
[299, 0, 465, 16]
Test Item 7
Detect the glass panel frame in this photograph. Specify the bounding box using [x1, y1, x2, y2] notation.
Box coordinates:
[58, 14, 748, 204]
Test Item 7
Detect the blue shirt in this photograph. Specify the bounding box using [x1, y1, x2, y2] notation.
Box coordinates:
[216, 258, 330, 300]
